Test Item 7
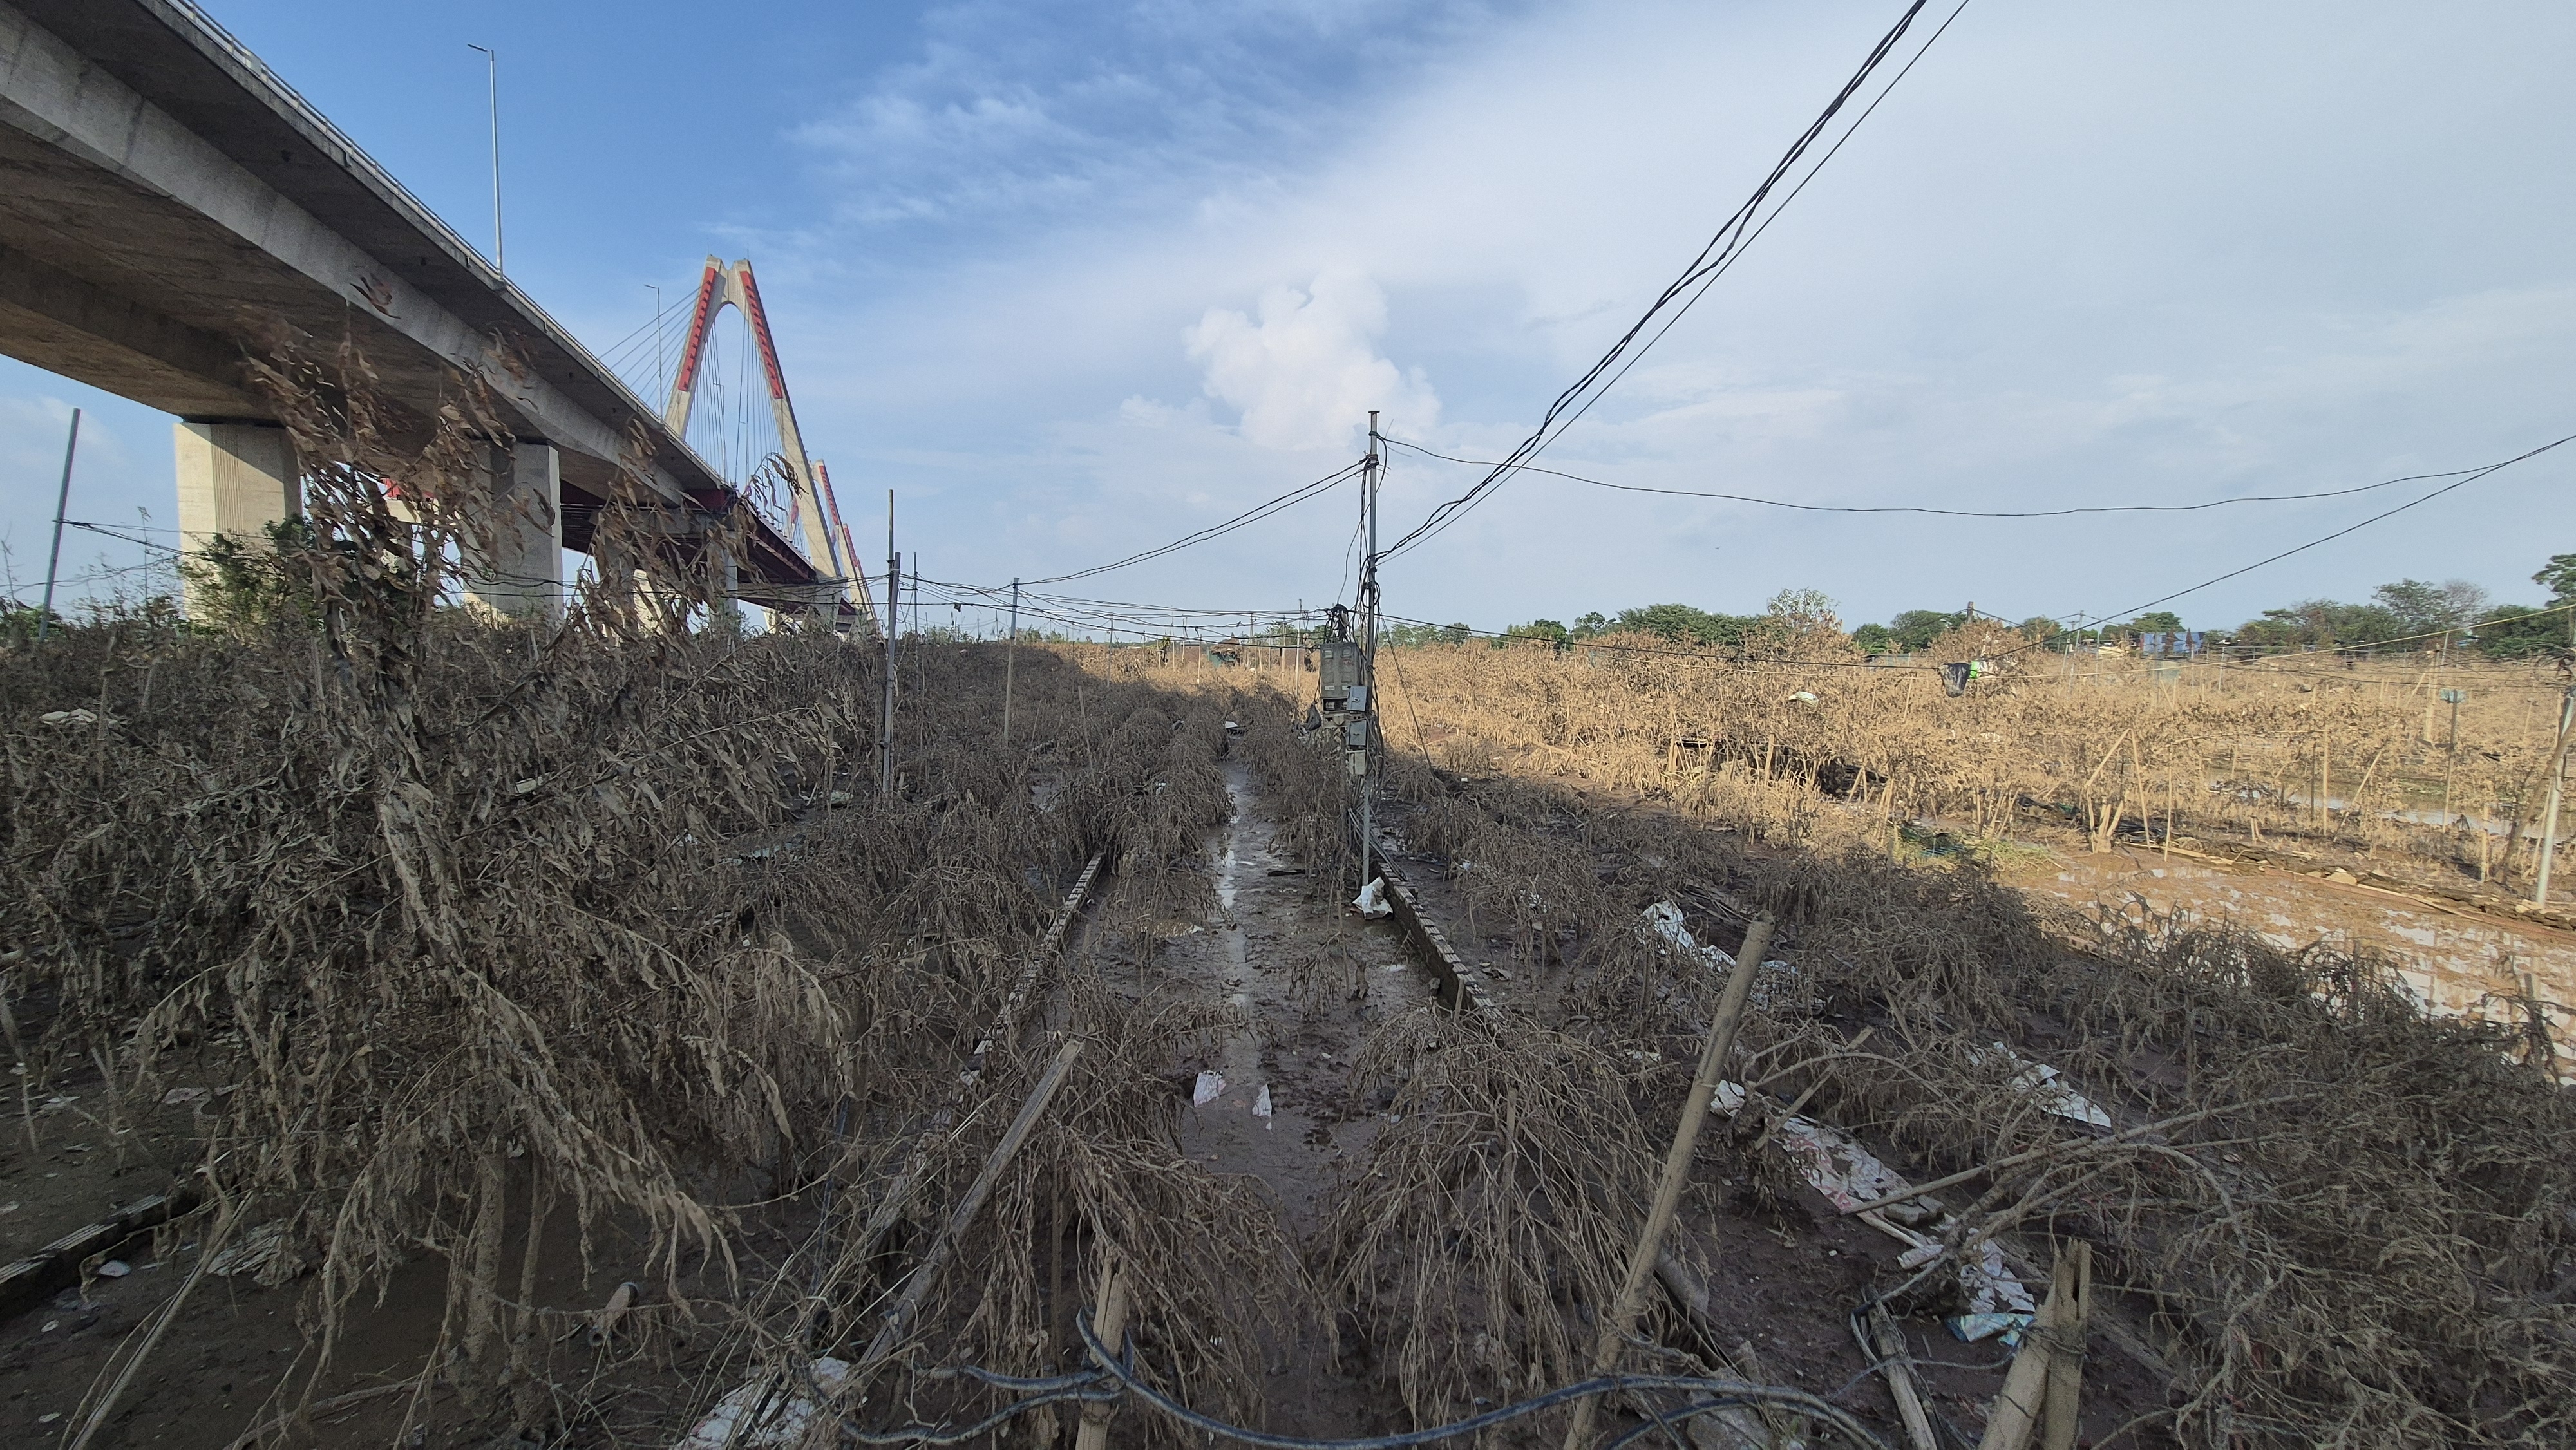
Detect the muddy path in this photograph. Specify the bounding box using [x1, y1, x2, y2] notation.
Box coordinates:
[1133, 756, 1434, 1434]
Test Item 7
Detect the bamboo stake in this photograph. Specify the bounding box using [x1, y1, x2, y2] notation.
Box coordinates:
[1561, 914, 1777, 1450]
[860, 1039, 1083, 1368]
[1976, 1249, 2073, 1450]
[1868, 1302, 1940, 1450]
[2040, 1242, 2094, 1450]
[1075, 1259, 1133, 1450]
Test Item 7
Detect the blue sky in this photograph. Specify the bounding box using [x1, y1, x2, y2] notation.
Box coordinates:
[6, 0, 2573, 636]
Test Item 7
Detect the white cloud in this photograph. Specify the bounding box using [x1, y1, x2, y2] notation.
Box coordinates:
[1184, 272, 1438, 452]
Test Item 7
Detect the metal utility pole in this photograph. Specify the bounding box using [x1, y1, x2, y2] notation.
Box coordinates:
[2534, 685, 2574, 905]
[648, 284, 663, 402]
[466, 45, 503, 274]
[1001, 578, 1021, 749]
[1358, 411, 1381, 884]
[880, 491, 898, 796]
[36, 408, 80, 643]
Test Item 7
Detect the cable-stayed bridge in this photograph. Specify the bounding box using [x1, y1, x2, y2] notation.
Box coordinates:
[0, 0, 873, 629]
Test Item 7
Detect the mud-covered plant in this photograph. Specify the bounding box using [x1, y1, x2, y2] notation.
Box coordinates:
[1318, 1006, 1657, 1429]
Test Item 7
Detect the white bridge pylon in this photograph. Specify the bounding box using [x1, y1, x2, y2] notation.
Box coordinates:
[665, 256, 875, 631]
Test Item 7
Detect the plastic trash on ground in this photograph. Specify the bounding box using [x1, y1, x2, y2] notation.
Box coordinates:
[679, 1357, 852, 1448]
[1643, 903, 1795, 1003]
[1711, 1079, 2036, 1339]
[1643, 902, 1709, 961]
[1949, 1311, 2035, 1345]
[1192, 1070, 1226, 1106]
[1973, 1042, 2114, 1129]
[1253, 1084, 1273, 1127]
[1352, 878, 1390, 918]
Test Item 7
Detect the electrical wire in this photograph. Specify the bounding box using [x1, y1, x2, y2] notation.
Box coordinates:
[1381, 436, 2492, 519]
[1383, 0, 1964, 561]
[1984, 430, 2576, 664]
[59, 521, 182, 554]
[907, 575, 1327, 641]
[1005, 460, 1367, 587]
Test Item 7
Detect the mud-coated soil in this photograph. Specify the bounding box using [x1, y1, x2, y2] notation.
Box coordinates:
[2015, 845, 2576, 1053]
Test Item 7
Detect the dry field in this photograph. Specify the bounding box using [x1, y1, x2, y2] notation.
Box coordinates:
[1373, 630, 2576, 1039]
[0, 358, 2570, 1449]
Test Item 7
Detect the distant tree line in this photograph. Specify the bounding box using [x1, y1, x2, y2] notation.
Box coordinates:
[1485, 552, 2576, 661]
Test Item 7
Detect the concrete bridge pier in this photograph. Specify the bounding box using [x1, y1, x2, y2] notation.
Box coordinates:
[464, 442, 562, 623]
[173, 420, 298, 619]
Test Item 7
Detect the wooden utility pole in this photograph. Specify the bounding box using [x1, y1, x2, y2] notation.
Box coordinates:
[880, 491, 898, 796]
[1001, 577, 1019, 749]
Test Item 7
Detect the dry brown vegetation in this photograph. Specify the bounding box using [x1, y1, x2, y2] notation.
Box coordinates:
[3, 350, 2572, 1449]
[0, 351, 1300, 1446]
[1316, 635, 2576, 1445]
[1378, 626, 2574, 892]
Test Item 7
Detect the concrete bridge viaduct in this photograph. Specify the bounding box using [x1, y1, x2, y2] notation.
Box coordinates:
[0, 0, 869, 626]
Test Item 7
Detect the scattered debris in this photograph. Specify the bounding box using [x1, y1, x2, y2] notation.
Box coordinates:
[587, 1282, 641, 1347]
[1714, 1080, 2036, 1338]
[1644, 904, 1794, 1003]
[1192, 1071, 1226, 1106]
[39, 710, 98, 726]
[677, 1357, 851, 1448]
[1253, 1084, 1273, 1128]
[1352, 878, 1391, 918]
[207, 1220, 305, 1283]
[1974, 1043, 2114, 1130]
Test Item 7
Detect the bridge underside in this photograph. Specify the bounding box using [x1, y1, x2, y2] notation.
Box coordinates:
[0, 116, 637, 567]
[0, 0, 850, 616]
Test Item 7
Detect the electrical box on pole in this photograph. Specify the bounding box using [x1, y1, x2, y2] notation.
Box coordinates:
[1318, 640, 1363, 710]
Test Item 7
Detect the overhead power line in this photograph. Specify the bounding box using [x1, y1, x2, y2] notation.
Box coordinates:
[1010, 460, 1365, 587]
[1383, 0, 1967, 560]
[1380, 437, 2497, 519]
[1985, 430, 2576, 663]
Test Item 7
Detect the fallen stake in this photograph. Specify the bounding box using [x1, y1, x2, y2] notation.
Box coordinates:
[860, 1039, 1085, 1368]
[587, 1281, 639, 1348]
[841, 858, 1104, 1272]
[1865, 1303, 1939, 1450]
[2040, 1242, 2092, 1450]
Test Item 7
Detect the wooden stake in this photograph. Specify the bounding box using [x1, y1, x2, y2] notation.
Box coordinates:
[1561, 915, 1777, 1450]
[2040, 1242, 2094, 1450]
[1868, 1303, 1940, 1450]
[860, 1039, 1084, 1368]
[1075, 1258, 1133, 1450]
[1976, 1250, 2067, 1450]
